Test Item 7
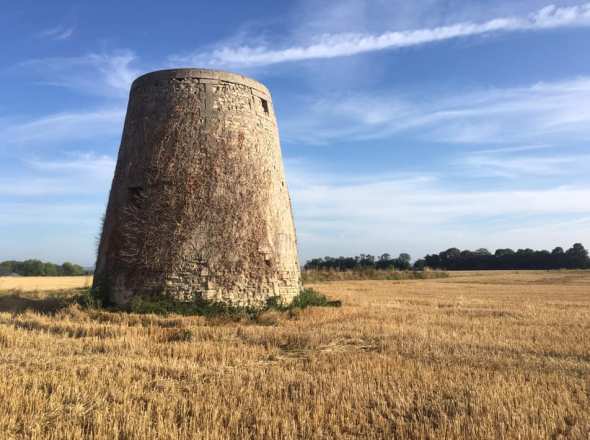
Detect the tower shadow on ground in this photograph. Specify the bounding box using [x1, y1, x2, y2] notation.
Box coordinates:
[0, 292, 78, 315]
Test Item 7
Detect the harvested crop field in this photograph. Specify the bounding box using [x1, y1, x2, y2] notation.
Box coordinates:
[0, 271, 589, 439]
[0, 275, 92, 292]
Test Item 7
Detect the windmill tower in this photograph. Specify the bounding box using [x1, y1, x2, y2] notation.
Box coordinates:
[94, 69, 301, 307]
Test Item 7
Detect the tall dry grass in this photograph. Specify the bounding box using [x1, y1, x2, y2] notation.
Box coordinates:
[301, 268, 448, 283]
[0, 271, 589, 439]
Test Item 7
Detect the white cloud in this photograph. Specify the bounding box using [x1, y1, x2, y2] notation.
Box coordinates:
[27, 153, 116, 187]
[290, 170, 590, 225]
[0, 109, 124, 148]
[0, 153, 114, 265]
[0, 153, 115, 196]
[173, 3, 590, 68]
[18, 50, 140, 97]
[0, 202, 104, 225]
[466, 145, 554, 155]
[38, 25, 75, 41]
[26, 153, 115, 177]
[0, 202, 104, 265]
[285, 160, 590, 260]
[281, 77, 590, 145]
[459, 152, 590, 178]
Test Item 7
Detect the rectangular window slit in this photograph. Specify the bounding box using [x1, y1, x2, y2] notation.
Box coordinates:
[128, 186, 144, 209]
[261, 98, 269, 115]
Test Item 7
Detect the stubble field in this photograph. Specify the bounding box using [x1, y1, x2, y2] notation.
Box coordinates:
[0, 271, 589, 439]
[0, 275, 92, 292]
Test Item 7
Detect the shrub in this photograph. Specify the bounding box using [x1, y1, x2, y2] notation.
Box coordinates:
[86, 274, 112, 308]
[290, 288, 341, 309]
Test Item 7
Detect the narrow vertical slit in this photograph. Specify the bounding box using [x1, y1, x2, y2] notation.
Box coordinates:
[261, 98, 269, 115]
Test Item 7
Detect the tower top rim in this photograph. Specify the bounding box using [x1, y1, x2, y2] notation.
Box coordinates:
[131, 68, 271, 97]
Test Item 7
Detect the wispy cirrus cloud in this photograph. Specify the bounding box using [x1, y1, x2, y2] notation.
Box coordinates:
[0, 152, 115, 197]
[26, 153, 115, 181]
[0, 108, 124, 148]
[37, 25, 75, 41]
[465, 145, 555, 155]
[0, 153, 115, 264]
[17, 50, 140, 97]
[289, 166, 590, 225]
[454, 144, 590, 179]
[285, 160, 590, 260]
[281, 76, 590, 145]
[459, 152, 590, 178]
[0, 199, 104, 264]
[172, 3, 590, 68]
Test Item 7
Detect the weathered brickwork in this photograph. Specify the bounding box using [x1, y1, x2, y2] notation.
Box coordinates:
[93, 69, 302, 307]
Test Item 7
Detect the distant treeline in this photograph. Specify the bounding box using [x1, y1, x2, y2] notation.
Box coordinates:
[419, 244, 590, 270]
[0, 260, 88, 277]
[304, 243, 590, 271]
[305, 253, 413, 271]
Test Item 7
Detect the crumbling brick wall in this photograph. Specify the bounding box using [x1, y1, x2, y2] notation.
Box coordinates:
[94, 69, 301, 307]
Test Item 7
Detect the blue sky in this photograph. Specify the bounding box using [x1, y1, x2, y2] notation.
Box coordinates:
[1, 0, 590, 266]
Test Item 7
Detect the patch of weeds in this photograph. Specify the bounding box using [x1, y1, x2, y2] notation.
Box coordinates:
[129, 288, 341, 319]
[77, 288, 101, 309]
[82, 273, 112, 309]
[129, 295, 260, 320]
[290, 288, 342, 309]
[265, 295, 287, 309]
[409, 270, 450, 280]
[254, 291, 338, 325]
[80, 282, 341, 320]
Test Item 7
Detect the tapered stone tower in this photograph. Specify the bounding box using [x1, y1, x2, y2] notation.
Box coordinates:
[94, 69, 301, 307]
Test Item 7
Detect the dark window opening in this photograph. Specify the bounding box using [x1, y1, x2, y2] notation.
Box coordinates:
[261, 98, 269, 115]
[128, 186, 144, 209]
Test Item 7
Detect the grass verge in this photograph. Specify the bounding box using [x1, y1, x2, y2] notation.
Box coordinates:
[80, 287, 341, 319]
[302, 268, 449, 283]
